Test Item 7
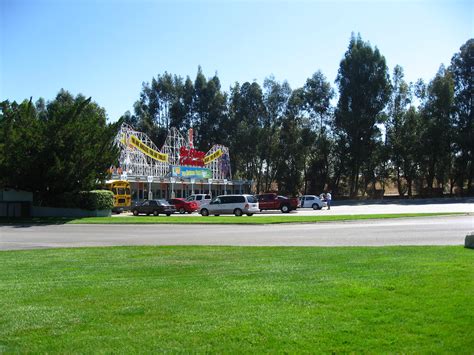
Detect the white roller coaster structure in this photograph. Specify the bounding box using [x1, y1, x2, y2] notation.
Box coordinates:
[112, 123, 232, 181]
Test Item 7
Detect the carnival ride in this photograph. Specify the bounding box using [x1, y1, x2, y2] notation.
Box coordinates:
[113, 123, 232, 181]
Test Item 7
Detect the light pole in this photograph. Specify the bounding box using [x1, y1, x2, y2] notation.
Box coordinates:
[208, 178, 213, 196]
[170, 177, 176, 198]
[147, 176, 153, 200]
[190, 178, 195, 197]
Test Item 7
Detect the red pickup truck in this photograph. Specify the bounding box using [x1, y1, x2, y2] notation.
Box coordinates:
[256, 193, 299, 213]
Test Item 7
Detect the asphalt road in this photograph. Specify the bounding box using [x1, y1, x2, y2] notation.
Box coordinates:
[1, 215, 472, 250]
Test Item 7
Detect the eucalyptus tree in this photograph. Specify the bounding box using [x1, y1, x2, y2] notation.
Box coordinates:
[398, 107, 423, 196]
[132, 72, 185, 145]
[302, 70, 335, 193]
[418, 65, 455, 191]
[262, 77, 292, 191]
[387, 65, 413, 195]
[449, 39, 473, 193]
[303, 70, 334, 134]
[128, 68, 227, 151]
[181, 68, 229, 151]
[334, 34, 391, 197]
[228, 81, 266, 188]
[274, 88, 306, 196]
[192, 67, 208, 147]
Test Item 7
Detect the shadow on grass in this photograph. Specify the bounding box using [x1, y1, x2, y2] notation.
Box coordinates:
[0, 217, 82, 228]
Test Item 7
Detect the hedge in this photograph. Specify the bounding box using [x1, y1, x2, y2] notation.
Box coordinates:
[77, 190, 114, 210]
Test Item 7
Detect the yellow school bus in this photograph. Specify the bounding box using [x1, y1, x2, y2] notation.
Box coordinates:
[106, 180, 131, 213]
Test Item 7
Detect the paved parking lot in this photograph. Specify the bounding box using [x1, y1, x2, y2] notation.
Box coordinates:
[115, 198, 473, 217]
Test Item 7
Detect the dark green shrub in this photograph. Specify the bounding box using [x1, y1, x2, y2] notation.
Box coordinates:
[53, 192, 80, 208]
[78, 190, 114, 210]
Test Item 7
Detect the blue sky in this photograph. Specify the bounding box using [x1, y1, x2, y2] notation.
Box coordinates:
[1, 0, 472, 121]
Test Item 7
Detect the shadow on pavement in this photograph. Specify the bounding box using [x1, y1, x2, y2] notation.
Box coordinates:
[0, 217, 81, 228]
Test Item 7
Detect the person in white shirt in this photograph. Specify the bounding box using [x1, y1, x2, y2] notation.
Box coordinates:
[326, 191, 332, 210]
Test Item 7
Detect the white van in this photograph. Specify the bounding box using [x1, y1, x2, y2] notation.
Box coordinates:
[185, 194, 212, 206]
[200, 194, 259, 216]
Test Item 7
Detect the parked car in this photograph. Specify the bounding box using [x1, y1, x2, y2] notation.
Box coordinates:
[185, 194, 212, 206]
[132, 199, 176, 216]
[200, 194, 259, 216]
[256, 193, 299, 213]
[167, 198, 199, 214]
[299, 195, 324, 210]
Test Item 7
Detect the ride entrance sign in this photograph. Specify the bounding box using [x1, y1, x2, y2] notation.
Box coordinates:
[170, 166, 212, 179]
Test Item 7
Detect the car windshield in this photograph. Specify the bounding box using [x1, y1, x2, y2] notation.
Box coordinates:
[277, 196, 288, 199]
[158, 199, 170, 206]
[247, 196, 257, 203]
[185, 196, 193, 202]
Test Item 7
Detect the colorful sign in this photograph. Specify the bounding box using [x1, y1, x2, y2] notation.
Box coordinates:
[204, 149, 223, 165]
[170, 166, 212, 179]
[129, 135, 168, 162]
[179, 146, 206, 167]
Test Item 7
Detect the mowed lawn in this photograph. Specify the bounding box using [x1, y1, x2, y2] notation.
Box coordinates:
[0, 246, 472, 352]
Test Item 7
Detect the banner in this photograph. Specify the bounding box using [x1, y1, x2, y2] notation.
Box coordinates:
[129, 135, 168, 162]
[179, 146, 205, 167]
[204, 149, 223, 165]
[170, 166, 212, 179]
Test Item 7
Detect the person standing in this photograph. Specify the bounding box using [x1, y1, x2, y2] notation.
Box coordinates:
[326, 190, 332, 210]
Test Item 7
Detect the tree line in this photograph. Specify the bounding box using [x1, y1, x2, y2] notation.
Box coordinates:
[122, 35, 473, 197]
[0, 91, 120, 205]
[1, 35, 472, 201]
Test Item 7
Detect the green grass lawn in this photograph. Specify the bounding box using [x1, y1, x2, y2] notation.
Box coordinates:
[0, 212, 463, 225]
[0, 246, 472, 352]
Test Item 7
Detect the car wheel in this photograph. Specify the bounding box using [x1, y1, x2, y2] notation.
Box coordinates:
[201, 208, 209, 216]
[234, 208, 243, 216]
[312, 204, 318, 210]
[133, 210, 138, 216]
[214, 214, 220, 216]
[153, 210, 159, 216]
[246, 213, 253, 216]
[179, 207, 186, 214]
[281, 205, 290, 213]
[188, 211, 193, 214]
[166, 214, 171, 217]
